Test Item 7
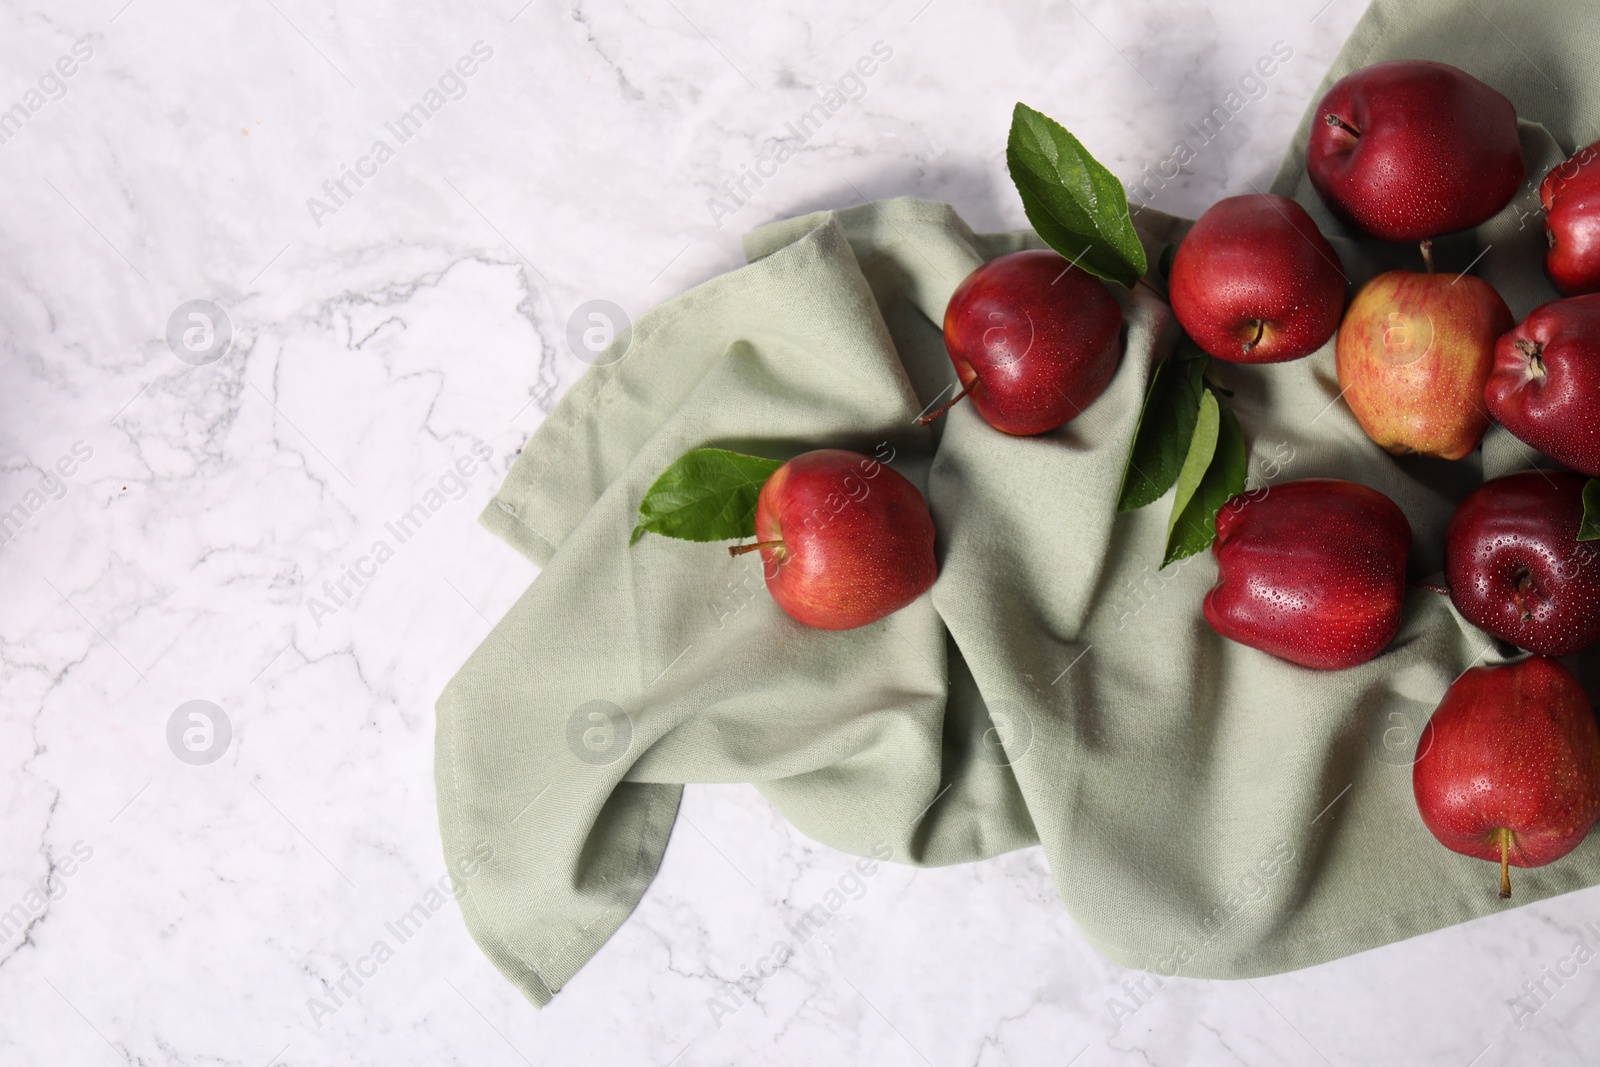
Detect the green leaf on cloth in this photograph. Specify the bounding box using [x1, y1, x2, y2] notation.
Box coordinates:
[630, 448, 782, 545]
[1117, 351, 1208, 513]
[1164, 390, 1247, 566]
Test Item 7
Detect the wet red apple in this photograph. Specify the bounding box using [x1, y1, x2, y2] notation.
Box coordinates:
[1203, 478, 1411, 670]
[1413, 656, 1600, 898]
[731, 449, 937, 630]
[1336, 269, 1512, 459]
[1307, 60, 1523, 242]
[1486, 295, 1600, 477]
[1169, 193, 1346, 363]
[1541, 140, 1600, 295]
[921, 250, 1123, 435]
[1445, 470, 1600, 656]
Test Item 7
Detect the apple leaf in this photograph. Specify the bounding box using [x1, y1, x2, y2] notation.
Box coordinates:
[1174, 331, 1209, 361]
[1163, 391, 1248, 566]
[631, 448, 783, 546]
[1117, 353, 1207, 513]
[1006, 103, 1148, 289]
[1581, 478, 1600, 541]
[1165, 390, 1219, 538]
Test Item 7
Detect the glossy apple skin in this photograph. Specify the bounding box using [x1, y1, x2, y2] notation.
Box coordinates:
[942, 250, 1123, 436]
[752, 449, 937, 631]
[1445, 471, 1600, 656]
[1307, 60, 1523, 242]
[1203, 479, 1411, 670]
[1336, 269, 1512, 459]
[1413, 657, 1600, 875]
[1169, 194, 1346, 363]
[1486, 295, 1600, 477]
[1541, 141, 1600, 295]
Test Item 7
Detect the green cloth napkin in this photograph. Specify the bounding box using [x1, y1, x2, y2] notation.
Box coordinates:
[437, 0, 1600, 1008]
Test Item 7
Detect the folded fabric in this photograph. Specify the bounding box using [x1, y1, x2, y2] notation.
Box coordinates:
[436, 0, 1600, 1008]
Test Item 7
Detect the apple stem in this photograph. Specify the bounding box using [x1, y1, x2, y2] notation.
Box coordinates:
[1408, 580, 1451, 596]
[1241, 319, 1266, 355]
[728, 539, 785, 557]
[1498, 829, 1512, 900]
[1136, 276, 1165, 297]
[916, 381, 973, 426]
[1420, 239, 1435, 274]
[1323, 112, 1361, 138]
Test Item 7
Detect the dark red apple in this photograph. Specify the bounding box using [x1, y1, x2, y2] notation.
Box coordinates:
[1203, 478, 1412, 670]
[1307, 60, 1523, 242]
[1169, 193, 1346, 363]
[1486, 295, 1600, 477]
[921, 249, 1123, 435]
[1445, 470, 1600, 656]
[732, 449, 937, 630]
[1413, 656, 1600, 898]
[1541, 141, 1600, 295]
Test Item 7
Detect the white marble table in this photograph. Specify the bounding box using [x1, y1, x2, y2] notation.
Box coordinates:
[2, 0, 1595, 1063]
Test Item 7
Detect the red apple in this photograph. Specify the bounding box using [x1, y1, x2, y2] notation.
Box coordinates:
[921, 250, 1123, 435]
[733, 449, 937, 630]
[1336, 269, 1512, 459]
[1486, 295, 1600, 477]
[1169, 193, 1346, 363]
[1541, 141, 1600, 295]
[1307, 60, 1523, 242]
[1203, 478, 1411, 670]
[1445, 470, 1600, 656]
[1413, 656, 1600, 898]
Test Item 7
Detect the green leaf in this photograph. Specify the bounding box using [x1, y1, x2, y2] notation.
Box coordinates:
[1163, 391, 1248, 566]
[1117, 354, 1206, 513]
[1581, 478, 1600, 541]
[1006, 102, 1148, 289]
[1166, 390, 1219, 539]
[1174, 332, 1210, 361]
[630, 448, 783, 546]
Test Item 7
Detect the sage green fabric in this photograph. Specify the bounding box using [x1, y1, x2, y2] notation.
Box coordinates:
[437, 0, 1600, 1007]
